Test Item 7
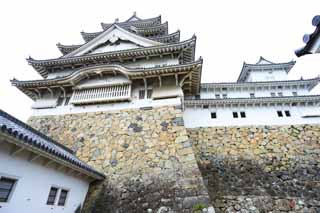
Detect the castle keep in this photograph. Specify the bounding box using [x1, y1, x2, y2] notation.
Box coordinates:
[11, 13, 320, 212]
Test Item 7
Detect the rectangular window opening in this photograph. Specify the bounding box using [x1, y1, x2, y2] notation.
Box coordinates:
[203, 105, 209, 109]
[278, 92, 283, 97]
[139, 90, 145, 99]
[249, 93, 255, 98]
[211, 112, 217, 119]
[222, 94, 227, 98]
[147, 89, 153, 99]
[240, 111, 246, 118]
[58, 189, 68, 206]
[215, 94, 220, 99]
[292, 92, 298, 96]
[285, 110, 291, 117]
[271, 92, 276, 97]
[0, 177, 16, 202]
[47, 187, 58, 205]
[233, 112, 238, 118]
[64, 97, 71, 106]
[277, 111, 283, 117]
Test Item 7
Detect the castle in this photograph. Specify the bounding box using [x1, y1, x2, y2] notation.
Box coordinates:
[2, 13, 320, 212]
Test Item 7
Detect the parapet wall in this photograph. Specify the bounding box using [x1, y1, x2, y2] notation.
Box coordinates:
[28, 106, 211, 212]
[188, 125, 320, 212]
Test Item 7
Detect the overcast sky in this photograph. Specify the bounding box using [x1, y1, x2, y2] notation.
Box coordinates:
[0, 0, 319, 121]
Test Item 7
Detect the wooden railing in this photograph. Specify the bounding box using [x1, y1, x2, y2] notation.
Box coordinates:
[70, 84, 131, 105]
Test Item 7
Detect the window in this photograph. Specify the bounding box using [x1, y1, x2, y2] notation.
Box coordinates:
[250, 93, 255, 98]
[277, 111, 283, 117]
[285, 110, 291, 117]
[57, 97, 64, 106]
[292, 92, 297, 96]
[233, 112, 238, 118]
[271, 92, 276, 97]
[240, 111, 246, 118]
[0, 177, 16, 202]
[47, 187, 58, 205]
[139, 90, 145, 99]
[278, 92, 283, 97]
[57, 189, 68, 206]
[203, 105, 209, 109]
[222, 94, 227, 98]
[64, 97, 71, 106]
[147, 89, 153, 99]
[215, 94, 220, 99]
[211, 112, 217, 119]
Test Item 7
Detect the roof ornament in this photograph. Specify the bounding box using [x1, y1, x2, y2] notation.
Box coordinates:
[115, 18, 119, 23]
[303, 34, 310, 43]
[312, 15, 320, 27]
[133, 11, 137, 16]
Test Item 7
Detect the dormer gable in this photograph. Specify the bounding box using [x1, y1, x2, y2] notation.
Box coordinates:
[63, 25, 162, 58]
[237, 57, 296, 82]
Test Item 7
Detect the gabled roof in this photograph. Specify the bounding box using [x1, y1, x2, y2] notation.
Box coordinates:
[56, 43, 82, 55]
[0, 109, 105, 180]
[27, 36, 196, 78]
[81, 30, 179, 44]
[63, 24, 162, 58]
[125, 12, 141, 22]
[295, 15, 320, 57]
[101, 15, 161, 30]
[237, 57, 296, 82]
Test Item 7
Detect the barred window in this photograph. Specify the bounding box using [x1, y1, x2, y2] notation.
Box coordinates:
[139, 90, 145, 99]
[0, 177, 16, 202]
[57, 189, 68, 206]
[46, 187, 58, 205]
[147, 89, 153, 99]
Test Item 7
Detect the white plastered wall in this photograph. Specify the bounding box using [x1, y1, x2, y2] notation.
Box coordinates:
[0, 141, 90, 213]
[183, 106, 320, 128]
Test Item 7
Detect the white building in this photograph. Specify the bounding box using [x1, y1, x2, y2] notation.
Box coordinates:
[183, 57, 320, 127]
[0, 110, 104, 213]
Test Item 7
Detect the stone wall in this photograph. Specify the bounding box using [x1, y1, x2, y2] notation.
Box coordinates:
[28, 106, 211, 212]
[188, 125, 320, 212]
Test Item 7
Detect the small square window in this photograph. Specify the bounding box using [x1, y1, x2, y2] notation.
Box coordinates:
[0, 177, 16, 202]
[233, 112, 238, 118]
[58, 189, 68, 206]
[240, 111, 246, 118]
[222, 94, 227, 98]
[47, 187, 58, 205]
[278, 92, 283, 97]
[277, 111, 283, 117]
[139, 90, 145, 99]
[215, 94, 220, 99]
[292, 92, 297, 96]
[271, 92, 276, 97]
[250, 93, 255, 98]
[285, 110, 291, 117]
[211, 112, 217, 119]
[203, 105, 209, 109]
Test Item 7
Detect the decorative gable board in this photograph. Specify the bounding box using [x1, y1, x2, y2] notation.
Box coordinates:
[64, 25, 161, 58]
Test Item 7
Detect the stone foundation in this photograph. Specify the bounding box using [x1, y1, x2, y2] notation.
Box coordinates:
[28, 106, 211, 212]
[188, 125, 320, 212]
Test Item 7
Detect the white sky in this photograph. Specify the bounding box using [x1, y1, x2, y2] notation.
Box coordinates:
[0, 0, 320, 121]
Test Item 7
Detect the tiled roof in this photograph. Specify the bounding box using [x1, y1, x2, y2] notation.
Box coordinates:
[0, 109, 105, 180]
